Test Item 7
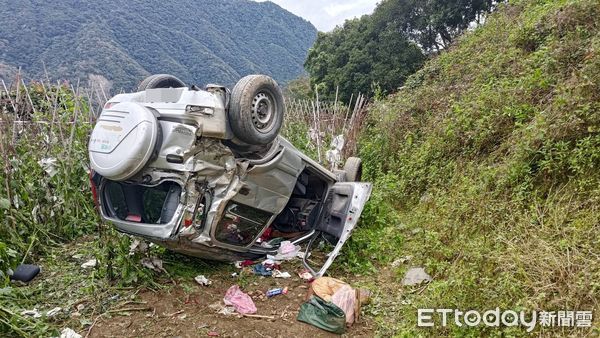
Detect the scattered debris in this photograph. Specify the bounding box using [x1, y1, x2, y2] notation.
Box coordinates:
[310, 277, 348, 302]
[327, 135, 345, 163]
[267, 240, 301, 261]
[207, 331, 219, 337]
[21, 308, 42, 318]
[223, 285, 257, 314]
[260, 241, 274, 249]
[218, 306, 236, 316]
[279, 241, 296, 254]
[231, 272, 238, 278]
[307, 277, 371, 327]
[194, 275, 212, 286]
[391, 256, 412, 268]
[331, 285, 357, 325]
[140, 257, 167, 274]
[209, 302, 224, 312]
[80, 259, 97, 269]
[38, 157, 58, 177]
[128, 239, 149, 256]
[253, 264, 272, 277]
[401, 267, 432, 286]
[297, 296, 346, 334]
[234, 260, 256, 269]
[298, 270, 313, 281]
[10, 264, 41, 282]
[266, 287, 288, 297]
[265, 237, 284, 247]
[262, 259, 280, 269]
[46, 307, 62, 317]
[272, 270, 291, 279]
[60, 327, 82, 338]
[76, 304, 85, 312]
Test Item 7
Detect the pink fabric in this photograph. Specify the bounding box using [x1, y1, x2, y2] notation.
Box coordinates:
[223, 285, 257, 314]
[278, 241, 296, 254]
[331, 285, 356, 325]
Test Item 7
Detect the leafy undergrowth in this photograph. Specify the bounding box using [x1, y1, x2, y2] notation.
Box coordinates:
[4, 1, 600, 335]
[338, 0, 600, 336]
[0, 234, 236, 337]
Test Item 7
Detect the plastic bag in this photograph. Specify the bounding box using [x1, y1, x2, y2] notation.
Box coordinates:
[297, 296, 346, 334]
[331, 284, 357, 325]
[310, 277, 348, 302]
[268, 240, 301, 260]
[223, 285, 257, 314]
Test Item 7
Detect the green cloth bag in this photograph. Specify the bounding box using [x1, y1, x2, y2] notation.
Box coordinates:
[297, 295, 346, 334]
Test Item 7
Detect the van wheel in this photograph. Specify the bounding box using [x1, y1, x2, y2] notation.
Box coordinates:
[229, 75, 284, 145]
[343, 157, 362, 182]
[137, 74, 186, 91]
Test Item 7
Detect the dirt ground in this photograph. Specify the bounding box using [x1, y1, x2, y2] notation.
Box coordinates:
[88, 265, 374, 338]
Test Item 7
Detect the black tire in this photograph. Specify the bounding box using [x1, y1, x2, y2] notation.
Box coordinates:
[343, 157, 363, 182]
[137, 74, 186, 91]
[228, 75, 284, 145]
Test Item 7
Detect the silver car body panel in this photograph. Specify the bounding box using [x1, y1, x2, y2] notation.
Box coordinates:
[95, 87, 372, 274]
[304, 182, 373, 277]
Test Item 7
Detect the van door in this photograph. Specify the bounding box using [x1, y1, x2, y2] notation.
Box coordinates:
[303, 182, 372, 277]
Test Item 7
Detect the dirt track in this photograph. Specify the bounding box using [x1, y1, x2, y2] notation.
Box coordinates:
[89, 263, 374, 337]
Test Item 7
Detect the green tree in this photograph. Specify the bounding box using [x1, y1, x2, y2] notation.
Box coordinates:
[305, 16, 423, 102]
[373, 0, 503, 53]
[284, 76, 314, 101]
[305, 0, 503, 101]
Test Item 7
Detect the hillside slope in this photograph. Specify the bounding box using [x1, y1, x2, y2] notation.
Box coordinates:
[350, 0, 600, 335]
[0, 0, 317, 90]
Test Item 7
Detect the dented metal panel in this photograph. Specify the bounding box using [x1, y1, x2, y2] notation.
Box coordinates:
[94, 85, 373, 275]
[233, 146, 304, 214]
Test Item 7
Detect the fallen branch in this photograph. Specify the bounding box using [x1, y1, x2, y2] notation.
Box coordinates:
[85, 313, 104, 338]
[106, 306, 153, 314]
[241, 313, 275, 320]
[165, 309, 185, 317]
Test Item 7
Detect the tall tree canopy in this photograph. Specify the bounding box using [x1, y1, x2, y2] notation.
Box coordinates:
[305, 0, 503, 102]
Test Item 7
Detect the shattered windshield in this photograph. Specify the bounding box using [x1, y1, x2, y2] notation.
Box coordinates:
[214, 202, 272, 246]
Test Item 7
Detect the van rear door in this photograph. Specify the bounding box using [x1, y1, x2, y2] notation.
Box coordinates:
[303, 182, 372, 277]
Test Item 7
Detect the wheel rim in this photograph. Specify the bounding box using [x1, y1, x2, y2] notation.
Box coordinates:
[251, 91, 276, 133]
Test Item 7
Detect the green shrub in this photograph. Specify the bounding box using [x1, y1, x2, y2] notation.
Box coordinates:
[351, 0, 600, 335]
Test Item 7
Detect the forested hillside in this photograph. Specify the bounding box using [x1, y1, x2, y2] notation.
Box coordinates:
[304, 0, 502, 102]
[347, 0, 600, 334]
[1, 0, 599, 336]
[0, 0, 317, 90]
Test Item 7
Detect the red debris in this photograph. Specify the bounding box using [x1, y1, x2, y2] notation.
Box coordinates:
[240, 260, 255, 267]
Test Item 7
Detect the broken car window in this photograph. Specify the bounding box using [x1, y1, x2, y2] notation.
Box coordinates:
[215, 202, 272, 246]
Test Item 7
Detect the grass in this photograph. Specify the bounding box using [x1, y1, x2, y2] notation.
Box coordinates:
[0, 79, 366, 336]
[3, 1, 600, 335]
[0, 232, 240, 337]
[335, 0, 600, 336]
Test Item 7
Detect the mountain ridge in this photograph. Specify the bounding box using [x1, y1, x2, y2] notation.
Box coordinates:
[0, 0, 317, 90]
